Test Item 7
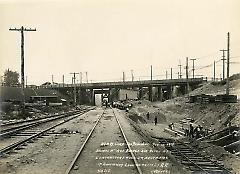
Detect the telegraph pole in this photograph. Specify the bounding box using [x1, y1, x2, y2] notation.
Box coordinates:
[220, 49, 227, 80]
[226, 32, 230, 95]
[123, 72, 125, 82]
[80, 72, 82, 84]
[213, 61, 216, 81]
[131, 70, 134, 82]
[62, 75, 65, 87]
[9, 26, 36, 107]
[190, 58, 196, 78]
[186, 57, 189, 93]
[52, 75, 54, 85]
[178, 63, 182, 79]
[25, 76, 28, 88]
[150, 65, 153, 81]
[170, 68, 173, 79]
[70, 72, 79, 105]
[85, 72, 88, 83]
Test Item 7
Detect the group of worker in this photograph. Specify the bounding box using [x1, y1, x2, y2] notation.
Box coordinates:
[184, 124, 208, 139]
[146, 112, 158, 125]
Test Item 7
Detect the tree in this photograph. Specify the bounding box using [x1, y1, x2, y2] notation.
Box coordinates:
[3, 69, 20, 87]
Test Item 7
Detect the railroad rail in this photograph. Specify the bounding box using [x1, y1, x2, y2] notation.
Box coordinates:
[157, 138, 232, 174]
[112, 108, 143, 174]
[65, 108, 142, 174]
[1, 110, 77, 127]
[0, 108, 93, 156]
[0, 107, 91, 138]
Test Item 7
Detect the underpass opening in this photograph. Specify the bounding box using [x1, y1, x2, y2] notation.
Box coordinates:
[95, 94, 102, 106]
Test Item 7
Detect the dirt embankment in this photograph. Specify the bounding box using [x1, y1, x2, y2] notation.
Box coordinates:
[126, 75, 240, 174]
[128, 100, 167, 125]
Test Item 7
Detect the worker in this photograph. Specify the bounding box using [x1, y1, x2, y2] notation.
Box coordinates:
[195, 125, 201, 139]
[168, 124, 172, 130]
[189, 124, 194, 138]
[227, 122, 231, 135]
[184, 129, 189, 137]
[154, 115, 157, 125]
[146, 112, 150, 120]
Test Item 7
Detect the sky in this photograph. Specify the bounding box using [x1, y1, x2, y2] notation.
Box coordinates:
[0, 0, 240, 85]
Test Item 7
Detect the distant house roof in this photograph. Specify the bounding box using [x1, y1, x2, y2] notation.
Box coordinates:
[41, 82, 51, 86]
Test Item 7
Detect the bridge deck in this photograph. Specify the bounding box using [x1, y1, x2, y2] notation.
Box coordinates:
[42, 78, 206, 89]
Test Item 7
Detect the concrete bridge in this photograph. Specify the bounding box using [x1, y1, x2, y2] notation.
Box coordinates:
[42, 78, 206, 105]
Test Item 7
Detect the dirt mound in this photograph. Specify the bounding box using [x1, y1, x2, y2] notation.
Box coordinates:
[128, 114, 147, 124]
[128, 103, 167, 124]
[189, 74, 240, 97]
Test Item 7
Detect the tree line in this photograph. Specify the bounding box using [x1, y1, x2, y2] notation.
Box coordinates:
[1, 69, 20, 87]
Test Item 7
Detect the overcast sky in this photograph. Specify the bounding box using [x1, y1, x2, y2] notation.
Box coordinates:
[0, 0, 239, 85]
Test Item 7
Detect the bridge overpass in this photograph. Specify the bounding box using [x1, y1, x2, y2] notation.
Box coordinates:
[41, 78, 206, 105]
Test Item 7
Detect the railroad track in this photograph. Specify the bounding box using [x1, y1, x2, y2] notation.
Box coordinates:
[65, 107, 143, 174]
[0, 106, 92, 138]
[157, 137, 232, 174]
[0, 107, 93, 157]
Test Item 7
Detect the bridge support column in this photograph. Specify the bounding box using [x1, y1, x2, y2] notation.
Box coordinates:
[148, 86, 153, 102]
[108, 88, 112, 103]
[78, 88, 85, 104]
[157, 86, 163, 101]
[90, 88, 94, 105]
[101, 88, 104, 103]
[168, 85, 173, 99]
[139, 87, 143, 99]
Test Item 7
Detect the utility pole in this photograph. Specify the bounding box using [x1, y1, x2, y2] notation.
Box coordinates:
[213, 61, 216, 81]
[79, 72, 82, 84]
[190, 58, 196, 78]
[26, 76, 27, 88]
[186, 57, 189, 93]
[52, 75, 54, 85]
[80, 72, 82, 84]
[123, 72, 125, 82]
[220, 49, 227, 80]
[62, 75, 65, 87]
[150, 65, 153, 81]
[170, 68, 173, 79]
[85, 72, 88, 83]
[131, 70, 134, 82]
[226, 32, 230, 95]
[70, 72, 79, 105]
[9, 26, 36, 107]
[178, 63, 182, 79]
